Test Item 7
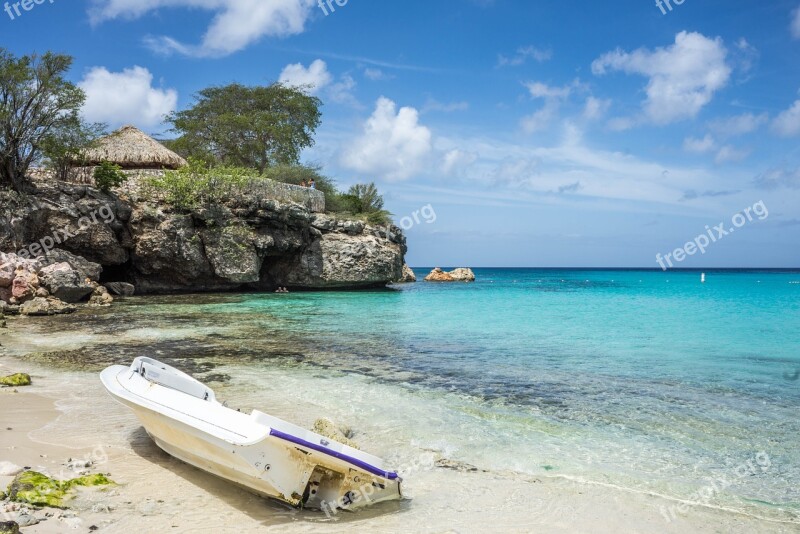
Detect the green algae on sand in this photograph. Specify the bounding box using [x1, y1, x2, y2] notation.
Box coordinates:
[0, 373, 31, 387]
[6, 471, 114, 508]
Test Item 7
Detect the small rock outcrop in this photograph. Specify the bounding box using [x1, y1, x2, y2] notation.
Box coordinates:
[424, 267, 476, 282]
[104, 282, 135, 297]
[0, 521, 20, 534]
[396, 264, 417, 283]
[19, 297, 77, 316]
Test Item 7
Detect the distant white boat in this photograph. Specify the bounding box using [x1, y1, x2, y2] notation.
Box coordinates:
[701, 273, 706, 283]
[101, 357, 402, 511]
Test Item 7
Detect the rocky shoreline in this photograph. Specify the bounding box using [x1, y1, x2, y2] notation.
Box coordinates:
[0, 181, 409, 311]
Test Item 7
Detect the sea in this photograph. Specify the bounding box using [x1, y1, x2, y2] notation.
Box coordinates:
[9, 268, 800, 525]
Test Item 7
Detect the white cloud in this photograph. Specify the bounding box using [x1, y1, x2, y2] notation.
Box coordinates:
[792, 6, 800, 39]
[592, 32, 731, 124]
[497, 46, 552, 67]
[364, 68, 391, 81]
[90, 0, 316, 57]
[442, 149, 478, 175]
[521, 103, 559, 133]
[79, 66, 177, 128]
[328, 74, 359, 106]
[279, 59, 332, 94]
[714, 145, 750, 164]
[341, 97, 432, 181]
[520, 81, 580, 133]
[708, 112, 768, 137]
[683, 134, 716, 153]
[525, 81, 573, 100]
[583, 96, 611, 120]
[772, 99, 800, 137]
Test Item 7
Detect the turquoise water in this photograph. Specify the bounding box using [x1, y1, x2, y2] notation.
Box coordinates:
[18, 268, 798, 523]
[219, 268, 800, 520]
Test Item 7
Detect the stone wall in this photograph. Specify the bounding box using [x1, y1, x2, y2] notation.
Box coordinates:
[27, 167, 327, 213]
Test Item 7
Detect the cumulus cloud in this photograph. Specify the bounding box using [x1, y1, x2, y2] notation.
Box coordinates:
[714, 145, 750, 164]
[341, 97, 432, 181]
[79, 66, 177, 128]
[772, 99, 800, 137]
[592, 32, 731, 124]
[90, 0, 316, 57]
[279, 59, 332, 94]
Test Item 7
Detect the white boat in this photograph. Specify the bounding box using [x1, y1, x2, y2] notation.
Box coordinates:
[100, 357, 402, 512]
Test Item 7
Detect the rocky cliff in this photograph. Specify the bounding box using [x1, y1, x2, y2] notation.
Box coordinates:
[0, 181, 407, 297]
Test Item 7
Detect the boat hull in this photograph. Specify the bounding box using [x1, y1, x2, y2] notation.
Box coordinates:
[101, 360, 401, 512]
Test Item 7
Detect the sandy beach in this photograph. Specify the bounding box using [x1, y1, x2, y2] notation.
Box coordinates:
[1, 328, 796, 533]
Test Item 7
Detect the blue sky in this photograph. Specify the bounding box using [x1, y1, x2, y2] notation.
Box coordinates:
[4, 0, 800, 267]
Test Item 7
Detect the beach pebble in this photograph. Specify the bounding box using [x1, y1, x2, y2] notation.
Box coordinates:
[0, 462, 23, 477]
[15, 512, 37, 527]
[91, 503, 113, 514]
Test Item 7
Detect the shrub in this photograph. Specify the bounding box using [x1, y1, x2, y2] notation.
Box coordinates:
[93, 161, 127, 192]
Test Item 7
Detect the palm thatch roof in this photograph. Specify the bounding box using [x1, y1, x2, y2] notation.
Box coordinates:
[78, 125, 187, 170]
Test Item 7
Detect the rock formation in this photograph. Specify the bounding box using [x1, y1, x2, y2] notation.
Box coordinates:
[0, 180, 407, 301]
[424, 267, 476, 282]
[396, 264, 417, 283]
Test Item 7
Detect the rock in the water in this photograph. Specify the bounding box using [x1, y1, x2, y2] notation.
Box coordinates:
[19, 297, 77, 316]
[38, 263, 93, 303]
[424, 267, 475, 282]
[0, 521, 20, 534]
[88, 286, 114, 307]
[312, 418, 359, 449]
[396, 264, 417, 283]
[0, 462, 23, 477]
[0, 373, 31, 387]
[104, 282, 135, 297]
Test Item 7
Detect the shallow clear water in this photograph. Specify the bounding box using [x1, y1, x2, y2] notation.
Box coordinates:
[9, 268, 800, 523]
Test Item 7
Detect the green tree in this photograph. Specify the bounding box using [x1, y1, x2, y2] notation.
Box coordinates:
[41, 121, 106, 181]
[167, 83, 322, 172]
[93, 161, 127, 193]
[348, 183, 385, 213]
[0, 49, 86, 191]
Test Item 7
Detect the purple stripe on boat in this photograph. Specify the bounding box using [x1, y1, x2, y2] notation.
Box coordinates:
[269, 429, 399, 480]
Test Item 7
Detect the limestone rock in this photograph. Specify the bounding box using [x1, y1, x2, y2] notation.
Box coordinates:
[40, 249, 102, 282]
[396, 264, 417, 283]
[0, 521, 20, 534]
[424, 267, 475, 282]
[88, 286, 114, 307]
[38, 263, 93, 303]
[104, 282, 135, 297]
[201, 226, 262, 284]
[19, 297, 77, 316]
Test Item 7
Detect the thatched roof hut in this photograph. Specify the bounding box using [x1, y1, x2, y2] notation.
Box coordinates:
[78, 125, 187, 170]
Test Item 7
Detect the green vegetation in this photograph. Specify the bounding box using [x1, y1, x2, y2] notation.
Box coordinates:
[145, 159, 255, 210]
[0, 49, 94, 192]
[166, 83, 322, 172]
[41, 121, 106, 181]
[0, 373, 31, 387]
[93, 161, 127, 193]
[7, 471, 114, 508]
